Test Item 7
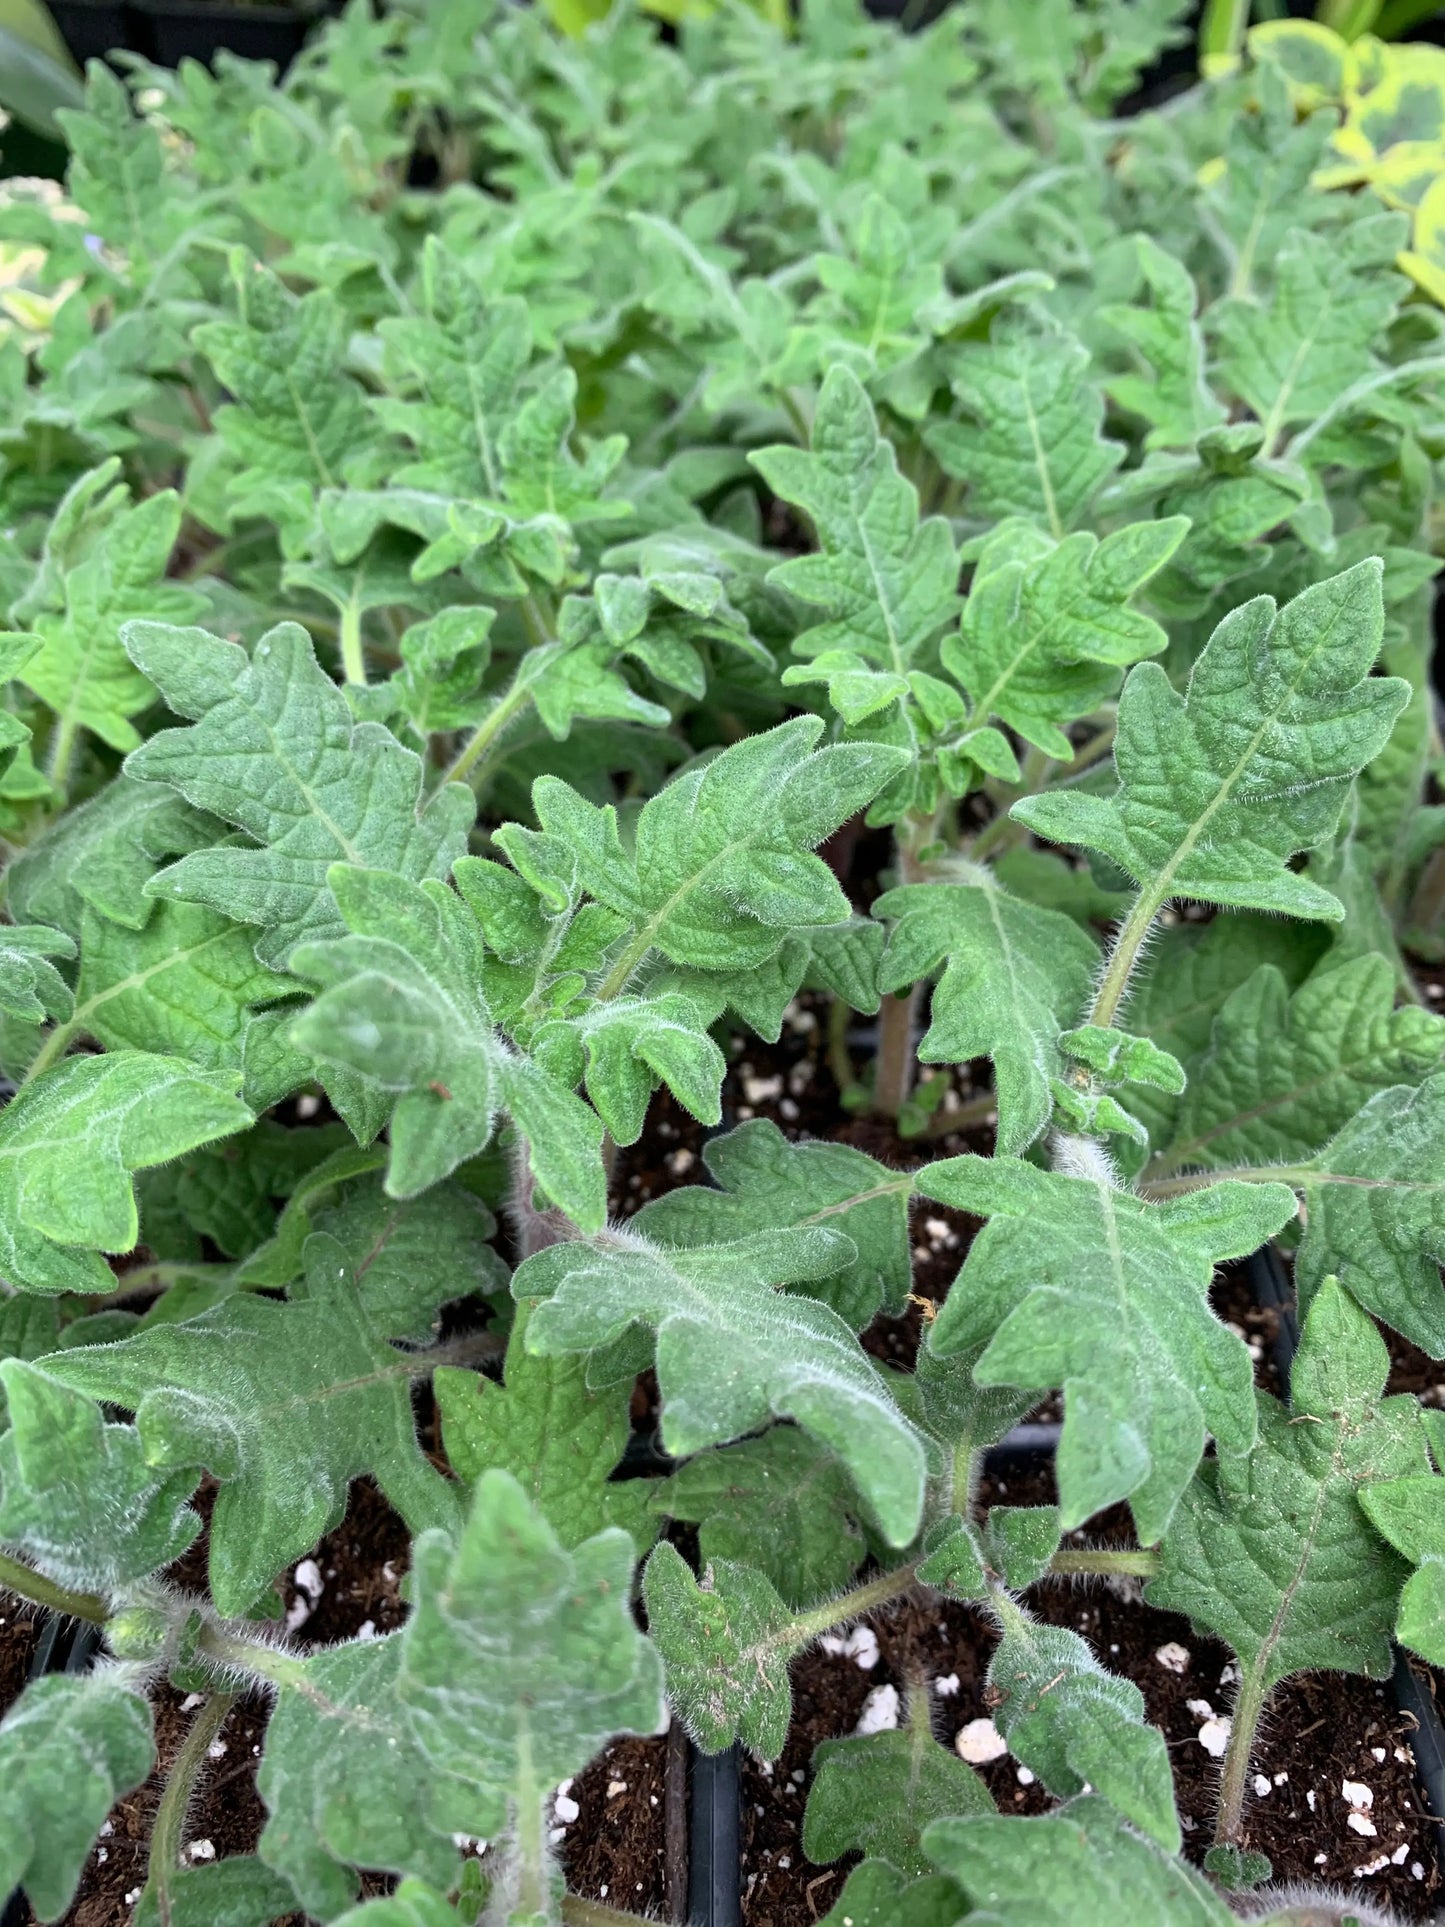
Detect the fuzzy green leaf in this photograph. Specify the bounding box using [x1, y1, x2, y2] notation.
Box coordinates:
[436, 1300, 653, 1551]
[987, 1611, 1178, 1849]
[874, 877, 1098, 1155]
[941, 516, 1186, 759]
[288, 864, 606, 1227]
[0, 1052, 251, 1295]
[926, 316, 1123, 535]
[0, 923, 74, 1025]
[925, 1796, 1235, 1926]
[0, 1674, 155, 1923]
[1290, 1072, 1445, 1356]
[817, 1862, 965, 1927]
[1013, 562, 1409, 922]
[642, 1539, 795, 1757]
[654, 1424, 867, 1610]
[1148, 957, 1445, 1178]
[43, 1232, 461, 1614]
[804, 1724, 993, 1878]
[1100, 236, 1225, 450]
[515, 1226, 926, 1545]
[123, 622, 474, 967]
[1359, 1473, 1445, 1666]
[131, 1858, 299, 1927]
[1147, 1279, 1428, 1687]
[0, 1359, 199, 1591]
[633, 1118, 914, 1328]
[918, 1156, 1297, 1541]
[398, 1468, 664, 1831]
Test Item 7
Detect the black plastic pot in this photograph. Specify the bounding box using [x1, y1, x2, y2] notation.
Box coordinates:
[0, 1615, 101, 1927]
[126, 0, 328, 71]
[44, 0, 129, 66]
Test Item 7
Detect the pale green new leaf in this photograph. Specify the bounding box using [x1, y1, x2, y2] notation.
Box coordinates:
[1147, 1279, 1428, 1686]
[925, 316, 1123, 536]
[0, 1052, 251, 1295]
[531, 986, 725, 1147]
[925, 1797, 1234, 1927]
[0, 922, 74, 1025]
[288, 864, 605, 1228]
[123, 622, 474, 967]
[43, 1233, 461, 1614]
[874, 876, 1098, 1156]
[633, 1118, 914, 1329]
[0, 1674, 154, 1923]
[1291, 1072, 1445, 1356]
[1359, 1473, 1445, 1666]
[941, 516, 1186, 759]
[804, 1724, 992, 1878]
[750, 366, 958, 703]
[653, 1424, 867, 1609]
[0, 1359, 199, 1591]
[515, 1225, 926, 1544]
[436, 1300, 653, 1550]
[1100, 235, 1224, 450]
[919, 1156, 1297, 1541]
[1013, 562, 1409, 922]
[1148, 956, 1445, 1178]
[398, 1468, 664, 1833]
[987, 1611, 1178, 1849]
[641, 1540, 795, 1757]
[525, 717, 906, 976]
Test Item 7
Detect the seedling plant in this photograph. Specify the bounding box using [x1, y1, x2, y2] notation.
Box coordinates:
[1, 4, 1444, 1924]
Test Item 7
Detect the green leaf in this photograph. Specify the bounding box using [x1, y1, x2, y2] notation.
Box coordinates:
[918, 1155, 1297, 1541]
[123, 622, 474, 967]
[0, 1052, 251, 1295]
[804, 1722, 993, 1878]
[528, 716, 907, 975]
[68, 899, 302, 1110]
[1100, 235, 1225, 450]
[633, 1118, 914, 1328]
[942, 516, 1186, 759]
[43, 1232, 461, 1614]
[288, 864, 606, 1228]
[1147, 956, 1445, 1177]
[926, 315, 1123, 536]
[750, 366, 958, 693]
[1291, 1072, 1445, 1356]
[132, 1857, 299, 1927]
[642, 1539, 795, 1757]
[1359, 1473, 1445, 1665]
[398, 1468, 664, 1831]
[533, 985, 724, 1147]
[436, 1300, 653, 1551]
[330, 1884, 465, 1927]
[924, 1796, 1235, 1926]
[15, 464, 204, 760]
[1147, 1279, 1429, 1688]
[816, 1862, 965, 1927]
[515, 1226, 926, 1546]
[0, 922, 75, 1026]
[0, 1360, 199, 1591]
[987, 1608, 1178, 1849]
[1013, 562, 1410, 923]
[874, 876, 1098, 1156]
[654, 1424, 867, 1610]
[0, 1674, 154, 1923]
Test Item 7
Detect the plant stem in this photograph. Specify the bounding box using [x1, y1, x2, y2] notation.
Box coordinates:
[778, 1562, 920, 1651]
[1086, 888, 1159, 1030]
[827, 994, 857, 1099]
[0, 1550, 107, 1623]
[1214, 1657, 1269, 1846]
[19, 1016, 79, 1087]
[910, 1088, 999, 1139]
[563, 1898, 653, 1926]
[1048, 1547, 1160, 1578]
[873, 987, 920, 1119]
[512, 1738, 549, 1924]
[146, 1691, 236, 1926]
[440, 675, 534, 788]
[778, 386, 811, 444]
[46, 712, 78, 798]
[339, 594, 366, 686]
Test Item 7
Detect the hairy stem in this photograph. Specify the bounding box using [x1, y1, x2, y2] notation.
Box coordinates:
[46, 712, 78, 798]
[778, 1562, 920, 1651]
[19, 1016, 79, 1087]
[1214, 1657, 1270, 1846]
[441, 674, 534, 788]
[1086, 888, 1159, 1030]
[0, 1550, 107, 1623]
[910, 1087, 1000, 1139]
[1048, 1548, 1160, 1578]
[563, 1898, 654, 1926]
[873, 987, 920, 1119]
[146, 1691, 236, 1925]
[512, 1729, 549, 1923]
[827, 994, 858, 1100]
